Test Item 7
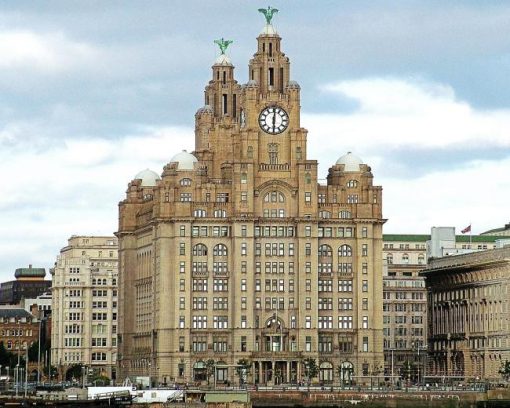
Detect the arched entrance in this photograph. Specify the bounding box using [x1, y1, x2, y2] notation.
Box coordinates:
[193, 361, 207, 382]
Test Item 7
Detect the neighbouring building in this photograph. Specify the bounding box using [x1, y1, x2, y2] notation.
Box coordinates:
[0, 265, 51, 305]
[421, 247, 510, 381]
[481, 222, 510, 237]
[117, 11, 385, 387]
[50, 236, 118, 381]
[0, 307, 40, 380]
[382, 232, 503, 383]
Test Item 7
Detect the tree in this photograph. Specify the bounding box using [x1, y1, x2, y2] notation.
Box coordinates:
[236, 358, 251, 385]
[303, 358, 319, 383]
[499, 360, 510, 381]
[205, 359, 215, 385]
[65, 364, 84, 382]
[28, 341, 39, 362]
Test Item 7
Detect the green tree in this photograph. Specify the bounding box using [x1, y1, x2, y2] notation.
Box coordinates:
[499, 360, 510, 381]
[236, 358, 251, 385]
[91, 375, 110, 386]
[0, 342, 10, 366]
[65, 364, 84, 381]
[303, 358, 319, 382]
[205, 359, 215, 385]
[28, 341, 39, 362]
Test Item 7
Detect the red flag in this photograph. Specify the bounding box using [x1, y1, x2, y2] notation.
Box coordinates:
[461, 225, 471, 234]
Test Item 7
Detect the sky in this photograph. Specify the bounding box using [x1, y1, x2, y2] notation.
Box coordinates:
[1, 1, 509, 280]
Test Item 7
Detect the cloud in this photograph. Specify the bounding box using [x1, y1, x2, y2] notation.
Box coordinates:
[0, 126, 194, 280]
[306, 77, 510, 162]
[0, 30, 99, 72]
[303, 77, 510, 234]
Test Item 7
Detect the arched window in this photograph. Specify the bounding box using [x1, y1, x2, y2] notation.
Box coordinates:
[193, 361, 207, 381]
[346, 180, 358, 188]
[193, 209, 207, 217]
[213, 244, 228, 257]
[263, 191, 285, 203]
[92, 279, 96, 285]
[213, 209, 227, 218]
[418, 254, 425, 264]
[402, 253, 409, 264]
[319, 245, 332, 257]
[112, 278, 117, 285]
[102, 279, 107, 285]
[193, 244, 208, 257]
[241, 173, 247, 184]
[319, 362, 333, 383]
[305, 173, 311, 184]
[387, 254, 393, 265]
[338, 245, 352, 257]
[180, 178, 192, 186]
[339, 210, 351, 219]
[319, 210, 331, 219]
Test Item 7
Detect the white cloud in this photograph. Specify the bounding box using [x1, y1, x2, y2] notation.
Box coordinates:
[304, 77, 510, 234]
[308, 78, 510, 153]
[0, 30, 99, 72]
[0, 126, 194, 280]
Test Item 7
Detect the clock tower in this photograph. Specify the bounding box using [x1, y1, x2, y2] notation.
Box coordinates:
[118, 8, 384, 387]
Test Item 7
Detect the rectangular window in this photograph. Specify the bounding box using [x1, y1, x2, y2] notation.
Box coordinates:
[362, 280, 368, 292]
[362, 244, 368, 256]
[180, 225, 186, 237]
[241, 243, 247, 256]
[179, 243, 186, 256]
[305, 192, 311, 203]
[305, 336, 312, 352]
[305, 316, 312, 329]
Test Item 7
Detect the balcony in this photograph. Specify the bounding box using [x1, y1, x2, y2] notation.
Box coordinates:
[250, 350, 303, 360]
[259, 163, 290, 172]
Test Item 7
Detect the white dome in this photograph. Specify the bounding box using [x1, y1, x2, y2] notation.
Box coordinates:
[134, 169, 161, 187]
[260, 24, 278, 36]
[214, 54, 232, 65]
[335, 152, 363, 172]
[170, 150, 198, 171]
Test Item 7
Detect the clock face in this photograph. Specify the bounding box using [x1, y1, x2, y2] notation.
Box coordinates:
[258, 106, 289, 134]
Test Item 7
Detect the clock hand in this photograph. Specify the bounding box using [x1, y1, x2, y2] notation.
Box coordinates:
[272, 113, 276, 132]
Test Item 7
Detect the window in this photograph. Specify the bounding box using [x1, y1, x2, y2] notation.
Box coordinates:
[241, 315, 247, 328]
[213, 316, 228, 329]
[339, 245, 352, 257]
[363, 337, 369, 352]
[362, 227, 368, 238]
[179, 316, 185, 329]
[305, 226, 311, 237]
[362, 316, 369, 329]
[339, 210, 351, 219]
[338, 316, 353, 329]
[192, 316, 207, 329]
[305, 192, 311, 203]
[180, 178, 192, 186]
[241, 243, 247, 256]
[362, 244, 368, 256]
[193, 209, 207, 217]
[212, 209, 227, 219]
[193, 244, 208, 256]
[241, 279, 247, 291]
[362, 280, 368, 292]
[305, 316, 311, 329]
[213, 244, 228, 256]
[180, 193, 192, 202]
[338, 280, 353, 292]
[318, 316, 333, 329]
[179, 243, 186, 256]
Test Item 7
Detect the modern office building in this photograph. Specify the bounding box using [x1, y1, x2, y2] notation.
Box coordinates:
[50, 236, 118, 380]
[117, 11, 385, 386]
[0, 265, 51, 305]
[421, 247, 510, 381]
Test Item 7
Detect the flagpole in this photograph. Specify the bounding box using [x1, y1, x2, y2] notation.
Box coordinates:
[469, 221, 472, 247]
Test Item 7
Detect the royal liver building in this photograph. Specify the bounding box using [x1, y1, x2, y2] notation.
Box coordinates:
[117, 8, 384, 386]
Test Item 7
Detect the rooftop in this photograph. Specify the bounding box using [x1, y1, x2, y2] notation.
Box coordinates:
[14, 265, 45, 279]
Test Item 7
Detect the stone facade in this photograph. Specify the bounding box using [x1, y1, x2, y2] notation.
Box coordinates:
[117, 16, 384, 387]
[421, 247, 510, 381]
[50, 236, 118, 380]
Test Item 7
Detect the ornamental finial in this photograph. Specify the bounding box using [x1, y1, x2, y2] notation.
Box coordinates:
[214, 38, 233, 55]
[258, 6, 279, 25]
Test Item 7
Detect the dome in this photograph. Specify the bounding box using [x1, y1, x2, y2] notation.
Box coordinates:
[134, 168, 161, 187]
[214, 54, 232, 66]
[260, 23, 278, 36]
[170, 150, 198, 171]
[335, 152, 363, 172]
[196, 105, 213, 115]
[245, 79, 259, 88]
[286, 80, 300, 89]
